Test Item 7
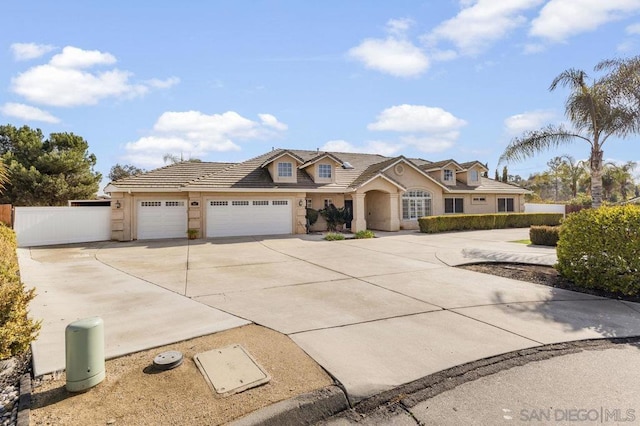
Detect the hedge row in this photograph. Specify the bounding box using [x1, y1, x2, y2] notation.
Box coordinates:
[529, 225, 561, 246]
[418, 213, 563, 233]
[556, 205, 640, 296]
[0, 224, 40, 359]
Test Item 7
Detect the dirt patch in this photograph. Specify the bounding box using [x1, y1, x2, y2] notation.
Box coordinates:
[458, 262, 640, 303]
[30, 324, 333, 426]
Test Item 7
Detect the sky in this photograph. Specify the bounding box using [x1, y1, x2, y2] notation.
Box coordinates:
[2, 0, 640, 193]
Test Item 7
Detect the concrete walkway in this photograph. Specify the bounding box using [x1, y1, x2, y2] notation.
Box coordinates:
[19, 228, 640, 404]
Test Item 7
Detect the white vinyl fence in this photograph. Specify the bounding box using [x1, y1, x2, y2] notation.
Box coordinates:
[524, 203, 566, 215]
[14, 207, 111, 247]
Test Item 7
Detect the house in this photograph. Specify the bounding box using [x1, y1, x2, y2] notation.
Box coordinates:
[104, 149, 529, 241]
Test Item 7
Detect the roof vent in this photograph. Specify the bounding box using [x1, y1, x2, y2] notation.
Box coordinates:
[342, 161, 354, 169]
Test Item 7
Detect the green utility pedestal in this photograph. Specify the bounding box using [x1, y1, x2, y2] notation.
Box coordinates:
[65, 317, 105, 392]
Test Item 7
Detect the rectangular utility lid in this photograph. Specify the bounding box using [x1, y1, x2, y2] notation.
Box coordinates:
[194, 344, 270, 396]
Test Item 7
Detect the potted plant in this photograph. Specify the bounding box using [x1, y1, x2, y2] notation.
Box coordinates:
[187, 228, 199, 240]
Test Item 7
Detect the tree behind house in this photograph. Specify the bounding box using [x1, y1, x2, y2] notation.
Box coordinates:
[109, 163, 145, 182]
[0, 124, 101, 206]
[499, 56, 640, 208]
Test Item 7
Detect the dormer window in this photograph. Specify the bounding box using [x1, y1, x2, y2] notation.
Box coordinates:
[470, 170, 479, 181]
[278, 162, 293, 177]
[444, 169, 454, 182]
[318, 164, 332, 178]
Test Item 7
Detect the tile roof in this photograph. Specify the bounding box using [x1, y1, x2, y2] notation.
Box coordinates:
[109, 161, 234, 188]
[449, 177, 530, 193]
[106, 148, 528, 194]
[459, 161, 488, 171]
[421, 159, 461, 170]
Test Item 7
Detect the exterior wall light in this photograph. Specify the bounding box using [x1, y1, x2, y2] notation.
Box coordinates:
[115, 200, 121, 209]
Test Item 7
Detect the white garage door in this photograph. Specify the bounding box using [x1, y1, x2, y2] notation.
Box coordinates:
[207, 199, 292, 238]
[137, 200, 187, 240]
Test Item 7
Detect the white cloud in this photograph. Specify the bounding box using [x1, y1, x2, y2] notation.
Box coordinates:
[627, 22, 640, 34]
[368, 104, 467, 133]
[0, 102, 60, 123]
[49, 46, 116, 68]
[321, 139, 403, 156]
[10, 45, 178, 107]
[386, 18, 414, 36]
[367, 104, 466, 154]
[504, 110, 556, 135]
[123, 111, 287, 168]
[347, 18, 429, 77]
[258, 113, 288, 131]
[530, 0, 640, 42]
[426, 0, 544, 55]
[10, 42, 56, 61]
[145, 77, 181, 89]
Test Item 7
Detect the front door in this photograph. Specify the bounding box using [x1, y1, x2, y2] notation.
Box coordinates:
[344, 200, 353, 229]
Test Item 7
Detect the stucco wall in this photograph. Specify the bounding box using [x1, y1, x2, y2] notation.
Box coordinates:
[111, 190, 308, 241]
[365, 190, 390, 230]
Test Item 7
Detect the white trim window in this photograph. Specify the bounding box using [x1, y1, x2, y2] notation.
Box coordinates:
[470, 170, 479, 181]
[402, 190, 432, 220]
[445, 198, 464, 214]
[278, 162, 293, 177]
[498, 197, 515, 212]
[444, 169, 454, 182]
[324, 198, 333, 208]
[318, 164, 332, 178]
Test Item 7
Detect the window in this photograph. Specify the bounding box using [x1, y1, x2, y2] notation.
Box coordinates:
[272, 200, 288, 206]
[324, 199, 333, 208]
[306, 199, 313, 208]
[210, 201, 228, 206]
[445, 198, 464, 214]
[253, 200, 269, 206]
[402, 190, 432, 220]
[278, 162, 293, 177]
[232, 200, 249, 206]
[141, 201, 162, 207]
[165, 201, 184, 207]
[498, 198, 515, 212]
[444, 169, 454, 181]
[470, 170, 479, 181]
[318, 164, 332, 179]
[472, 196, 487, 204]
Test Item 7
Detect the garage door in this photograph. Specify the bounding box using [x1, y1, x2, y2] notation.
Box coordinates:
[137, 200, 187, 240]
[207, 199, 292, 237]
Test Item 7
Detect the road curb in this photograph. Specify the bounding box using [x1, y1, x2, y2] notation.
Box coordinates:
[229, 385, 348, 426]
[17, 373, 31, 426]
[327, 337, 640, 423]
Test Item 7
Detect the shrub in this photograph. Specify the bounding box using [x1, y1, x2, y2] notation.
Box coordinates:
[318, 204, 349, 232]
[556, 205, 640, 295]
[529, 225, 561, 246]
[0, 225, 40, 359]
[305, 208, 319, 227]
[418, 213, 563, 233]
[354, 230, 375, 239]
[324, 232, 345, 241]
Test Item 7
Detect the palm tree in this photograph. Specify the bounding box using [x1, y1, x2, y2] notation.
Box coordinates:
[558, 155, 587, 199]
[499, 56, 640, 208]
[608, 161, 636, 201]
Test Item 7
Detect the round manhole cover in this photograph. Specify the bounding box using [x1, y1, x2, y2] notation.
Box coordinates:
[153, 350, 184, 370]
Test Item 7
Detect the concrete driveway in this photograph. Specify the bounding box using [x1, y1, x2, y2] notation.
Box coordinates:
[19, 228, 640, 403]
